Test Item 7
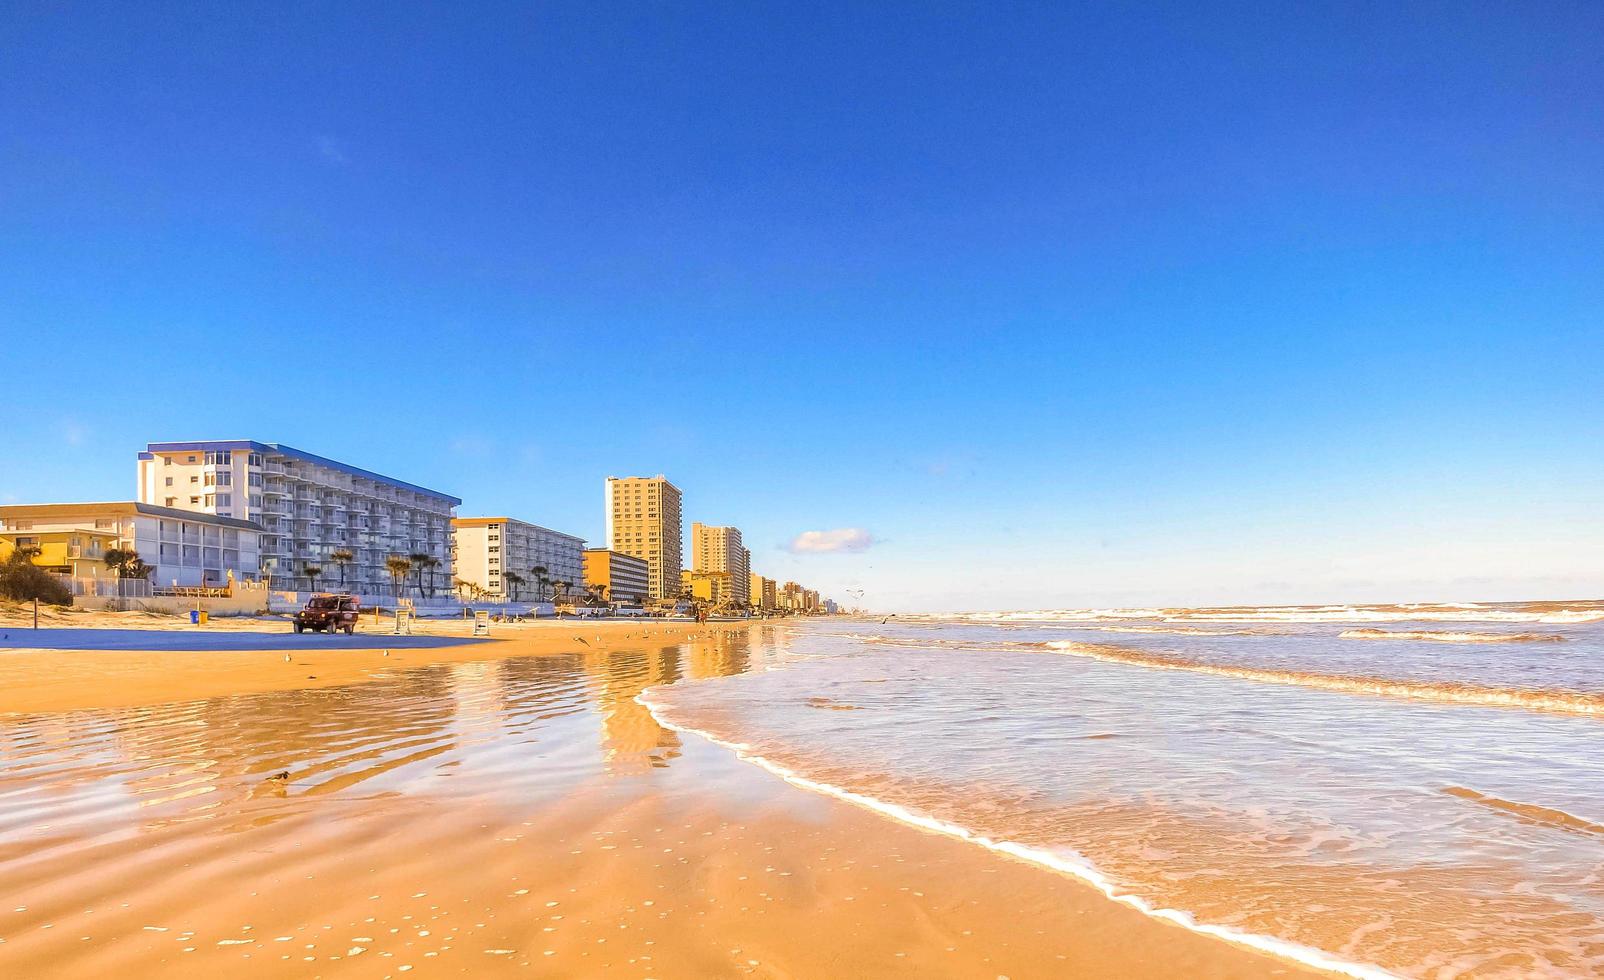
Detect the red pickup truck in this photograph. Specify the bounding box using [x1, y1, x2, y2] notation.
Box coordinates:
[292, 593, 359, 634]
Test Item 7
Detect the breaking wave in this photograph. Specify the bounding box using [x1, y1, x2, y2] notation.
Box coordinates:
[946, 602, 1604, 626]
[1045, 641, 1604, 717]
[1340, 629, 1566, 644]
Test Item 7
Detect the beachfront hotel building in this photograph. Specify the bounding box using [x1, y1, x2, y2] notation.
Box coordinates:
[604, 475, 682, 600]
[681, 569, 737, 605]
[451, 517, 585, 602]
[749, 572, 776, 611]
[0, 502, 262, 593]
[136, 441, 459, 594]
[583, 548, 650, 605]
[691, 523, 750, 604]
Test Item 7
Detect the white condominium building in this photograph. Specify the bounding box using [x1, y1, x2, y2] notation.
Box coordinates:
[137, 441, 459, 595]
[604, 475, 682, 600]
[452, 517, 585, 602]
[0, 501, 262, 592]
[692, 523, 750, 604]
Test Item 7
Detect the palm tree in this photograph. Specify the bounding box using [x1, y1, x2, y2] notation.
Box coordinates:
[303, 564, 322, 592]
[102, 548, 138, 596]
[330, 549, 354, 588]
[408, 553, 431, 597]
[385, 555, 412, 600]
[530, 566, 549, 602]
[418, 556, 441, 598]
[503, 571, 525, 601]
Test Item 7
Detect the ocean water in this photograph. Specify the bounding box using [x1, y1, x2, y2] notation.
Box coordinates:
[642, 601, 1604, 978]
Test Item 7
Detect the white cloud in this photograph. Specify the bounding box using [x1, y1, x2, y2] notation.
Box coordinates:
[787, 528, 876, 554]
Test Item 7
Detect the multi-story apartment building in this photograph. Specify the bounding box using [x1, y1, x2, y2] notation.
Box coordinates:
[451, 517, 585, 602]
[604, 475, 682, 600]
[749, 572, 776, 611]
[137, 441, 458, 595]
[0, 501, 261, 592]
[583, 548, 650, 605]
[691, 523, 750, 604]
[681, 569, 737, 605]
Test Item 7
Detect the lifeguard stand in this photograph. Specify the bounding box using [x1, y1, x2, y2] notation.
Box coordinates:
[393, 598, 415, 635]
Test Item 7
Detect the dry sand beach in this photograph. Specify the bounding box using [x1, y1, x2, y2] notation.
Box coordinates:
[0, 608, 1322, 978]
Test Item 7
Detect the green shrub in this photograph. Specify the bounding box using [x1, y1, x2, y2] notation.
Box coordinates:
[0, 551, 73, 605]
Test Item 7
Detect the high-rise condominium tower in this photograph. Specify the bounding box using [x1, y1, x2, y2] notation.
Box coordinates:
[603, 475, 682, 600]
[691, 523, 750, 604]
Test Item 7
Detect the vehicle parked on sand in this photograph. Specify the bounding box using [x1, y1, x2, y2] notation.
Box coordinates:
[292, 593, 360, 634]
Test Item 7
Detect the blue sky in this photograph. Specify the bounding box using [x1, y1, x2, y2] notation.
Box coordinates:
[2, 2, 1600, 610]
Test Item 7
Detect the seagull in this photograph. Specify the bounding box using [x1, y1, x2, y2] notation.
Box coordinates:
[268, 771, 289, 781]
[284, 653, 291, 662]
[383, 649, 389, 657]
[575, 636, 590, 647]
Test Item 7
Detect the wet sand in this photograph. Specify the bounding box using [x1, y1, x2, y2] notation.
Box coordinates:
[0, 614, 1323, 977]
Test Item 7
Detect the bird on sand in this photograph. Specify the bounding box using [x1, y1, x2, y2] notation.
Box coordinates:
[574, 636, 590, 647]
[284, 653, 291, 662]
[383, 649, 389, 657]
[268, 771, 289, 781]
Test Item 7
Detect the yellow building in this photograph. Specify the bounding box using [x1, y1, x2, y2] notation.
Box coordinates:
[583, 548, 650, 605]
[680, 569, 735, 605]
[0, 524, 119, 584]
[691, 523, 750, 604]
[604, 475, 682, 600]
[749, 572, 776, 610]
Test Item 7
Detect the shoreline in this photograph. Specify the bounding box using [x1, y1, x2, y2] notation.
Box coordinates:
[642, 691, 1385, 980]
[0, 616, 760, 714]
[0, 612, 1326, 977]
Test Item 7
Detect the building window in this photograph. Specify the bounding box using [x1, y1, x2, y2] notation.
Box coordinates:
[163, 457, 172, 466]
[217, 494, 232, 507]
[166, 497, 177, 507]
[187, 455, 197, 463]
[190, 496, 200, 505]
[165, 477, 173, 487]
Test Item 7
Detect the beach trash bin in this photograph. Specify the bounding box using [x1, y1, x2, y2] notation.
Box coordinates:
[199, 611, 209, 625]
[190, 610, 199, 625]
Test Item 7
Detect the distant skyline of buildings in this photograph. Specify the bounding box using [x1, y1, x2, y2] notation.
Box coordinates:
[2, 439, 843, 612]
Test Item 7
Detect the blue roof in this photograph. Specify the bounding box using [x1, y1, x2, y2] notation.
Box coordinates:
[144, 440, 462, 504]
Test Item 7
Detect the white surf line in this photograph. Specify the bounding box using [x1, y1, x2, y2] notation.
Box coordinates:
[635, 689, 1400, 980]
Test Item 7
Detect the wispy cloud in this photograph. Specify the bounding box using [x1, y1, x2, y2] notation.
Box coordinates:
[787, 528, 876, 554]
[449, 434, 496, 457]
[317, 136, 348, 165]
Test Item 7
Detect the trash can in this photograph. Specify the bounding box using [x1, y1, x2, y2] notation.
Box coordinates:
[190, 610, 209, 625]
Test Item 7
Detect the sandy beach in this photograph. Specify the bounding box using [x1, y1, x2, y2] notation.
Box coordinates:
[0, 608, 1323, 978]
